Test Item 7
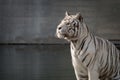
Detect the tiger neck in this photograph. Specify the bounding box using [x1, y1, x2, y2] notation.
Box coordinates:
[70, 22, 90, 51]
[70, 34, 89, 50]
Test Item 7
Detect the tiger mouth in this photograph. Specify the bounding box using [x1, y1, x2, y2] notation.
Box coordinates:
[56, 32, 68, 39]
[63, 34, 69, 37]
[59, 33, 68, 38]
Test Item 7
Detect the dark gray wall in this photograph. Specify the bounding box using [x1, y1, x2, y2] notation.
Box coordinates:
[0, 0, 120, 43]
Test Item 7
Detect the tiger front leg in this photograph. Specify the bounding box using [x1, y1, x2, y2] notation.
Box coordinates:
[88, 69, 100, 80]
[74, 69, 88, 80]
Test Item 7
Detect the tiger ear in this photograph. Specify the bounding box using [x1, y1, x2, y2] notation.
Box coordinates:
[75, 12, 83, 22]
[65, 11, 70, 16]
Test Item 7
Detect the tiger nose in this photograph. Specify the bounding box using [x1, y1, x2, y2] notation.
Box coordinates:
[57, 26, 66, 33]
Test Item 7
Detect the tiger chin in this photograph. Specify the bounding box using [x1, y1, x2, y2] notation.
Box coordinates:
[56, 12, 120, 80]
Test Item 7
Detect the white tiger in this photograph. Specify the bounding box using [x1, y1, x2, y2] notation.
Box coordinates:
[56, 12, 120, 80]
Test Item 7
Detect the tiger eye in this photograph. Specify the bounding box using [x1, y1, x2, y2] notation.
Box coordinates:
[73, 23, 76, 26]
[66, 22, 70, 25]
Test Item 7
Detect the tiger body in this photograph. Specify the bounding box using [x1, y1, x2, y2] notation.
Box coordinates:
[56, 12, 120, 80]
[71, 33, 120, 80]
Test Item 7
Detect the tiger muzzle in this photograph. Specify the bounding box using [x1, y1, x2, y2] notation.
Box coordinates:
[57, 26, 68, 37]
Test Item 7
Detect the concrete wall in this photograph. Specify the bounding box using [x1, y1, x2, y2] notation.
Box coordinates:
[0, 0, 120, 43]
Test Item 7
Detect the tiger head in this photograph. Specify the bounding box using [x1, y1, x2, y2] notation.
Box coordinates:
[56, 12, 88, 41]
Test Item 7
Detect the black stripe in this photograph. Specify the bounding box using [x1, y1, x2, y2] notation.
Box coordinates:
[81, 39, 86, 50]
[79, 75, 88, 78]
[82, 53, 89, 63]
[86, 56, 93, 67]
